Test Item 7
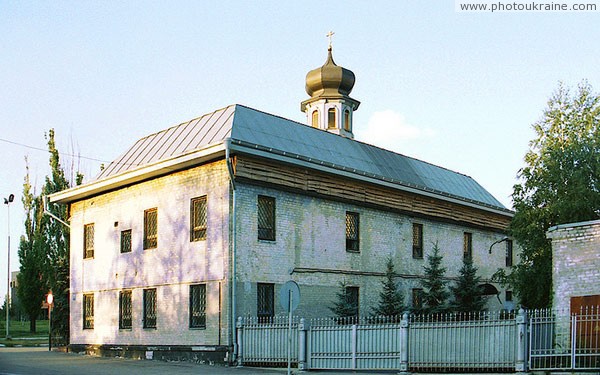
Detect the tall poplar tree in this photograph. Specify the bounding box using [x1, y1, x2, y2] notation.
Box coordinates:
[503, 81, 600, 309]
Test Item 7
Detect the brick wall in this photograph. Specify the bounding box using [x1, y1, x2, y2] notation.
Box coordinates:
[547, 219, 600, 313]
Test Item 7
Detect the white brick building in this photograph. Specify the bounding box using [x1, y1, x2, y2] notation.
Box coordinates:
[49, 47, 516, 361]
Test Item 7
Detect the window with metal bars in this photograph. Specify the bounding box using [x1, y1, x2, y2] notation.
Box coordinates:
[257, 196, 275, 241]
[345, 212, 359, 252]
[143, 208, 157, 249]
[506, 239, 513, 267]
[190, 196, 207, 242]
[119, 290, 132, 329]
[257, 283, 274, 321]
[412, 223, 423, 259]
[463, 232, 473, 259]
[83, 293, 94, 329]
[143, 288, 157, 328]
[189, 284, 206, 329]
[412, 288, 423, 309]
[83, 223, 94, 259]
[120, 229, 132, 253]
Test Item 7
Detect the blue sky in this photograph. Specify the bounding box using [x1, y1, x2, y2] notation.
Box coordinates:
[1, 1, 599, 303]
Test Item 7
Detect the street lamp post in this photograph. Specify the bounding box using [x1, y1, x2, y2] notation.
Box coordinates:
[47, 292, 53, 351]
[4, 193, 14, 340]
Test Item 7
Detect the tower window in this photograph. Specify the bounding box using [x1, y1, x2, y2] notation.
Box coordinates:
[328, 108, 336, 129]
[343, 110, 350, 131]
[312, 110, 319, 128]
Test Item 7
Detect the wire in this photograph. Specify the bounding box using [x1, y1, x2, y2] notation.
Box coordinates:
[0, 137, 110, 164]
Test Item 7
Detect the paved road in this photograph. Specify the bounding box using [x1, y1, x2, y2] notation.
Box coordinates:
[0, 347, 394, 375]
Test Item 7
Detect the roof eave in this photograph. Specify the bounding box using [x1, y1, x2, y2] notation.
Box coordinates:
[49, 142, 227, 204]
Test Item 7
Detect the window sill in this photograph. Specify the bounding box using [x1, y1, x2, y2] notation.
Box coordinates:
[189, 326, 207, 330]
[258, 239, 276, 244]
[345, 250, 360, 254]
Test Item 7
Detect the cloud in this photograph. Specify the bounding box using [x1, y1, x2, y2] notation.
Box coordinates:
[355, 110, 436, 151]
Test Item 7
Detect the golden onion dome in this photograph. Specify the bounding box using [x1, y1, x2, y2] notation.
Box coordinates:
[305, 46, 356, 98]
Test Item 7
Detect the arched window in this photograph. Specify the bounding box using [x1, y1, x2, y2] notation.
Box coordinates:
[312, 110, 319, 128]
[343, 110, 351, 131]
[328, 108, 336, 129]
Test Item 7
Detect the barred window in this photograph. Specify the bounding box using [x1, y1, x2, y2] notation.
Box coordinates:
[83, 223, 94, 259]
[346, 212, 359, 252]
[83, 293, 94, 329]
[143, 288, 157, 328]
[346, 286, 359, 317]
[257, 283, 274, 321]
[412, 223, 423, 259]
[144, 208, 158, 249]
[189, 284, 206, 329]
[463, 232, 473, 260]
[190, 196, 207, 241]
[120, 229, 132, 253]
[119, 290, 132, 329]
[257, 196, 275, 241]
[412, 288, 423, 309]
[506, 239, 513, 267]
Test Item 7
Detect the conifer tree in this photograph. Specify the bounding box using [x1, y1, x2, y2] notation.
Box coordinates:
[329, 282, 358, 321]
[420, 242, 449, 315]
[372, 257, 405, 317]
[450, 255, 486, 313]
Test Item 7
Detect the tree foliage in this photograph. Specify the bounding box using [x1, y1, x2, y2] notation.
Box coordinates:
[372, 257, 405, 317]
[506, 81, 600, 308]
[17, 129, 73, 341]
[329, 282, 358, 320]
[450, 255, 486, 313]
[419, 242, 450, 315]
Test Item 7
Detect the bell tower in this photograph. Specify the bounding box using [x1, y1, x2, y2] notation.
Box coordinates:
[301, 32, 360, 138]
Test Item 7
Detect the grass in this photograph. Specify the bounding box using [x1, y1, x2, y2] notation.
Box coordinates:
[0, 319, 50, 347]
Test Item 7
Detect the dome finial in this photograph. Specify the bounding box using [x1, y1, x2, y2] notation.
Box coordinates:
[326, 30, 335, 51]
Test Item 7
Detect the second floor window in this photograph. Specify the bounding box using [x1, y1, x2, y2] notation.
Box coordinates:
[144, 208, 158, 249]
[506, 239, 513, 267]
[83, 223, 94, 259]
[463, 232, 473, 260]
[346, 212, 360, 252]
[412, 223, 423, 259]
[120, 229, 132, 253]
[190, 196, 207, 241]
[258, 196, 275, 241]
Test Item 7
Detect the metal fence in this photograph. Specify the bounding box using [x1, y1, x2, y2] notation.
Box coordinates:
[529, 306, 600, 371]
[236, 308, 600, 372]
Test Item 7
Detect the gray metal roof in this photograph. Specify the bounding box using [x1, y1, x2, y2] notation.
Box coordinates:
[96, 104, 507, 210]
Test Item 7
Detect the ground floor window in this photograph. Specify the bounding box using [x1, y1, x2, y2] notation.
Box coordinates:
[189, 284, 206, 329]
[257, 283, 274, 321]
[119, 290, 132, 329]
[83, 293, 94, 329]
[143, 288, 157, 328]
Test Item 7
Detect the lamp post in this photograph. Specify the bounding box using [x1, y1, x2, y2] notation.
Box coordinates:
[47, 292, 53, 351]
[489, 236, 509, 254]
[4, 193, 14, 340]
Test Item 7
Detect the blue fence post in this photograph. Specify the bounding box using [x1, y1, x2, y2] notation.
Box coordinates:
[236, 317, 244, 368]
[399, 312, 409, 374]
[516, 308, 527, 373]
[298, 318, 310, 371]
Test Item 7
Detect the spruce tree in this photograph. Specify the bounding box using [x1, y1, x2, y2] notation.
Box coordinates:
[420, 242, 449, 315]
[450, 255, 486, 313]
[329, 282, 358, 321]
[372, 257, 405, 317]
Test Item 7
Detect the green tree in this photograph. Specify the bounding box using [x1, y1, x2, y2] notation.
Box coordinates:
[329, 282, 358, 321]
[17, 159, 47, 333]
[450, 255, 486, 313]
[503, 82, 600, 309]
[419, 242, 450, 315]
[372, 257, 405, 317]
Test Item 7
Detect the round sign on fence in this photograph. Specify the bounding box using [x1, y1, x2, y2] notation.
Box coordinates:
[280, 280, 300, 312]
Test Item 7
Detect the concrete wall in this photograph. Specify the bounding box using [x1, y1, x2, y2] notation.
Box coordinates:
[547, 219, 600, 313]
[69, 160, 230, 346]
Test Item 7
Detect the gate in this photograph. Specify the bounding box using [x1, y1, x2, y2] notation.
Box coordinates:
[529, 307, 600, 370]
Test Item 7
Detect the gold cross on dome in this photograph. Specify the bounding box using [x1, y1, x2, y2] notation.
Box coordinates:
[326, 31, 335, 48]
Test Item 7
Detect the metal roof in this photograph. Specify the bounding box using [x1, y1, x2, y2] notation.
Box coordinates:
[94, 104, 507, 211]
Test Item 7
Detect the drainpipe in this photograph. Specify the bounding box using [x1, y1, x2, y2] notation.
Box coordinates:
[42, 196, 70, 229]
[225, 139, 238, 362]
